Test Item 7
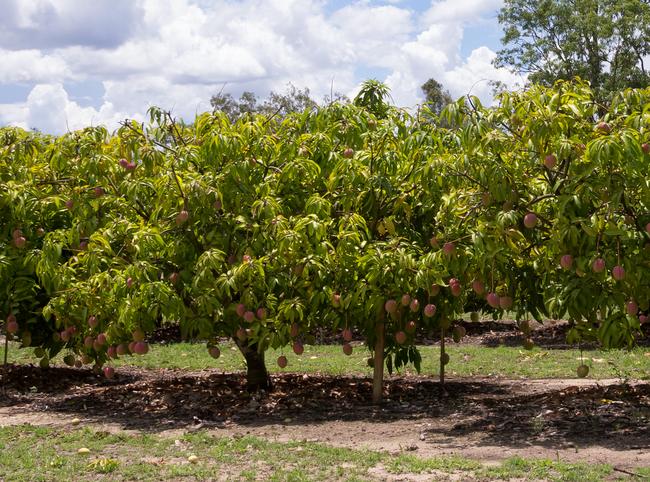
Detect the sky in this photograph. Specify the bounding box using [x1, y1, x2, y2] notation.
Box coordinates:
[0, 0, 523, 134]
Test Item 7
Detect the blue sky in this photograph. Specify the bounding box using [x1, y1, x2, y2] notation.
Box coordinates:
[0, 0, 520, 134]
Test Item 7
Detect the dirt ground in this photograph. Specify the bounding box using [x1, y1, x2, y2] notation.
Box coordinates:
[1, 363, 649, 473]
[2, 319, 650, 474]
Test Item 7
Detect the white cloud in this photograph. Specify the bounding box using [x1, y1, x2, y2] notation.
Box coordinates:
[330, 4, 414, 68]
[0, 103, 28, 130]
[0, 0, 518, 133]
[0, 83, 129, 134]
[379, 0, 517, 106]
[423, 0, 503, 24]
[444, 46, 521, 100]
[0, 0, 141, 49]
[0, 49, 71, 83]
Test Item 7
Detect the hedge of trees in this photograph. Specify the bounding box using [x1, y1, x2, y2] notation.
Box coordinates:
[2, 80, 649, 403]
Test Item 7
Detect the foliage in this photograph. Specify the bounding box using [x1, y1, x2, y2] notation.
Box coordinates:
[440, 80, 650, 348]
[495, 0, 650, 102]
[1, 80, 649, 393]
[353, 79, 392, 118]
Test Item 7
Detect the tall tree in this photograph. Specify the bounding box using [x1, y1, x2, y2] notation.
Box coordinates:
[421, 78, 453, 115]
[494, 0, 650, 102]
[210, 84, 318, 123]
[260, 84, 318, 118]
[210, 91, 258, 122]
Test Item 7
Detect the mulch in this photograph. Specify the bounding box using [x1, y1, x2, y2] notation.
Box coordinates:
[1, 364, 648, 452]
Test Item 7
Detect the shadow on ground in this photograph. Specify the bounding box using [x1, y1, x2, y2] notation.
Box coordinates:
[1, 364, 648, 453]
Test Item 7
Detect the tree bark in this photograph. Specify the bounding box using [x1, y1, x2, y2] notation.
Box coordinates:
[234, 339, 271, 391]
[3, 332, 8, 367]
[439, 327, 446, 397]
[2, 318, 9, 367]
[372, 321, 385, 404]
[440, 328, 445, 384]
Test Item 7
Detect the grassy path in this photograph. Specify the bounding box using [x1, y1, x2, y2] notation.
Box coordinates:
[2, 341, 648, 380]
[0, 424, 630, 481]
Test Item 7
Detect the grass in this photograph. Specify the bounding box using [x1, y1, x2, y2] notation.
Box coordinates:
[0, 424, 618, 481]
[479, 456, 614, 481]
[636, 467, 650, 479]
[2, 339, 649, 380]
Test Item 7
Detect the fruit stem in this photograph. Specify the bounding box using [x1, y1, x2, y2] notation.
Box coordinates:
[372, 320, 385, 405]
[580, 346, 583, 364]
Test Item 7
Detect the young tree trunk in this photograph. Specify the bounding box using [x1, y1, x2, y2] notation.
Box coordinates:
[372, 321, 385, 404]
[439, 326, 446, 396]
[1, 333, 6, 397]
[3, 329, 8, 367]
[234, 339, 271, 391]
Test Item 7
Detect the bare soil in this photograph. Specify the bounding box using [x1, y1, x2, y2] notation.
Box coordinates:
[1, 364, 649, 472]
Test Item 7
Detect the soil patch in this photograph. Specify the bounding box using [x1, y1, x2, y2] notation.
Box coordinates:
[1, 364, 649, 471]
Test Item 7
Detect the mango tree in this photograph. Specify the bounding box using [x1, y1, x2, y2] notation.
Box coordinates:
[440, 80, 650, 375]
[2, 79, 649, 401]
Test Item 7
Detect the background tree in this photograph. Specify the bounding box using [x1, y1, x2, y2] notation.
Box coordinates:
[494, 0, 650, 103]
[421, 78, 453, 115]
[210, 84, 318, 123]
[260, 84, 318, 118]
[209, 91, 258, 122]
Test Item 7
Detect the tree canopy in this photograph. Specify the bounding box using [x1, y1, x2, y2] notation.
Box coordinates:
[210, 84, 338, 123]
[421, 78, 453, 115]
[494, 0, 650, 102]
[3, 79, 650, 398]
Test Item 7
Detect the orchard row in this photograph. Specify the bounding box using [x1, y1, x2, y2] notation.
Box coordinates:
[1, 80, 649, 401]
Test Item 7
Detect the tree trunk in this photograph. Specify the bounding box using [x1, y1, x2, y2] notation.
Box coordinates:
[439, 327, 446, 397]
[372, 321, 385, 404]
[234, 339, 271, 391]
[3, 327, 8, 367]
